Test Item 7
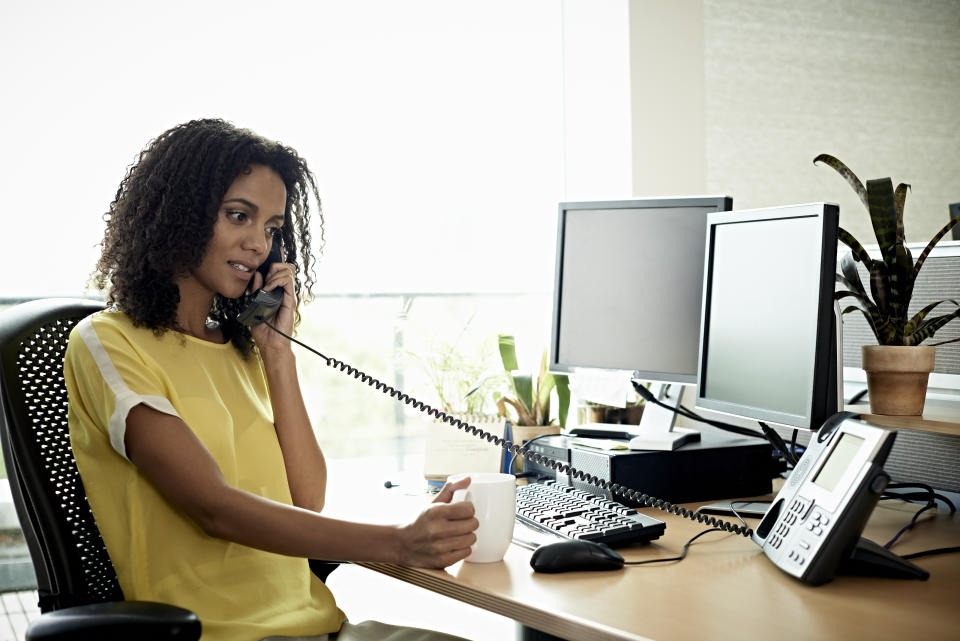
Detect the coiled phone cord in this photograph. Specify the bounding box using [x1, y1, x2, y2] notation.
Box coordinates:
[263, 321, 754, 538]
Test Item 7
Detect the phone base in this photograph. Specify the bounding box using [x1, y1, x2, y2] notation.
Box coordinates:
[838, 537, 929, 580]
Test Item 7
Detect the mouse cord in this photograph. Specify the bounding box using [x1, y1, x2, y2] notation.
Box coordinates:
[623, 528, 725, 566]
[262, 321, 755, 539]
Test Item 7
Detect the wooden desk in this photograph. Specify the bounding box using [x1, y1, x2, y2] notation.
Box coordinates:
[327, 472, 960, 641]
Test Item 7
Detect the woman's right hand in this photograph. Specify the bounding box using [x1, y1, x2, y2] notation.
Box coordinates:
[396, 477, 478, 569]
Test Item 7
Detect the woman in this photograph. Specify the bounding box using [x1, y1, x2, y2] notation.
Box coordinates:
[64, 119, 477, 641]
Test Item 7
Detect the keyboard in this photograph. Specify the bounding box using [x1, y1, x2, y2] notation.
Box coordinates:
[515, 481, 666, 547]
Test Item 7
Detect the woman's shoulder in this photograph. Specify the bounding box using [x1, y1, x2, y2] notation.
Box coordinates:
[82, 308, 145, 337]
[72, 308, 168, 352]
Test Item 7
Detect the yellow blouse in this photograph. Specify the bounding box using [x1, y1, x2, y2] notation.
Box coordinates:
[65, 310, 343, 641]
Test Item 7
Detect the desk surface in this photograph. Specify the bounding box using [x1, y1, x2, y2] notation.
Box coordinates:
[326, 470, 960, 641]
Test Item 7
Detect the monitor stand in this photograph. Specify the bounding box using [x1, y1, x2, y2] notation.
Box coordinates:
[570, 383, 700, 450]
[625, 383, 700, 451]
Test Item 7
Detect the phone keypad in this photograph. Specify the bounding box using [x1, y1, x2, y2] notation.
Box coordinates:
[805, 508, 828, 537]
[767, 496, 812, 552]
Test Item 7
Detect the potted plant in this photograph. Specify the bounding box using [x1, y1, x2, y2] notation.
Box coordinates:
[476, 334, 570, 450]
[577, 395, 645, 426]
[405, 331, 500, 416]
[816, 154, 960, 415]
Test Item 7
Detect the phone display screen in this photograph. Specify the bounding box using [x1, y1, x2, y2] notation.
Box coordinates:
[811, 433, 865, 492]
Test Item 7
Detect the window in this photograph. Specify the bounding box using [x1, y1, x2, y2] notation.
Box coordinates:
[1, 1, 565, 475]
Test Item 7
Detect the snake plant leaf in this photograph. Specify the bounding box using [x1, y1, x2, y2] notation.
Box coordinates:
[497, 334, 533, 410]
[496, 396, 535, 426]
[511, 374, 534, 414]
[905, 308, 960, 345]
[894, 183, 910, 242]
[913, 215, 960, 282]
[533, 350, 553, 425]
[835, 291, 883, 336]
[883, 244, 914, 325]
[834, 290, 879, 315]
[836, 273, 864, 300]
[554, 373, 570, 428]
[838, 228, 873, 265]
[904, 299, 960, 336]
[866, 178, 899, 267]
[814, 154, 868, 209]
[891, 244, 916, 322]
[839, 304, 880, 338]
[839, 251, 868, 296]
[868, 259, 890, 316]
[497, 334, 519, 371]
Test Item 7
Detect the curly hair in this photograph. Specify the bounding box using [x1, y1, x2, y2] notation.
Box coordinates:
[94, 118, 322, 357]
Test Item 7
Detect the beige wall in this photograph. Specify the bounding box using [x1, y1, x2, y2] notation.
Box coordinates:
[629, 0, 960, 247]
[630, 1, 707, 196]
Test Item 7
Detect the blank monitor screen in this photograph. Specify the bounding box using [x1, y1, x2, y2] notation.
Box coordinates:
[696, 203, 839, 430]
[550, 197, 732, 384]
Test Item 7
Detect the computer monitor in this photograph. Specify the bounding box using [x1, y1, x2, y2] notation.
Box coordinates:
[696, 202, 840, 431]
[549, 196, 732, 449]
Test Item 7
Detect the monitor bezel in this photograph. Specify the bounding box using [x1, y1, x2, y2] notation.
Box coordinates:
[695, 202, 839, 431]
[549, 195, 733, 385]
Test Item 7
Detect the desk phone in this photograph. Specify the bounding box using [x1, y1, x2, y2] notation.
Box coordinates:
[753, 412, 926, 585]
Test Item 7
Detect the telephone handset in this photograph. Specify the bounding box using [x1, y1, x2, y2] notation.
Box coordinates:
[753, 412, 927, 585]
[237, 239, 284, 327]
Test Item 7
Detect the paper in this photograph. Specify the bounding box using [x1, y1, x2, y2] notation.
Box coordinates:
[423, 414, 505, 482]
[569, 370, 634, 407]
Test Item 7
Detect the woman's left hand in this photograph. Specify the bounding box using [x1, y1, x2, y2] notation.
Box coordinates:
[248, 262, 298, 357]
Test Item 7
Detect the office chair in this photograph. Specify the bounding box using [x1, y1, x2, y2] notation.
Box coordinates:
[0, 298, 200, 640]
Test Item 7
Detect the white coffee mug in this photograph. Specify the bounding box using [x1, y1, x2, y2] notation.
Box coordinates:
[449, 472, 517, 563]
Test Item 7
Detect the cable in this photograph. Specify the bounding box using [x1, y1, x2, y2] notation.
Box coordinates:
[758, 422, 799, 467]
[630, 381, 799, 467]
[624, 528, 725, 566]
[263, 320, 754, 538]
[631, 381, 762, 438]
[506, 431, 561, 476]
[878, 482, 956, 550]
[883, 504, 937, 549]
[900, 547, 960, 560]
[883, 482, 957, 513]
[729, 500, 772, 528]
[847, 388, 868, 405]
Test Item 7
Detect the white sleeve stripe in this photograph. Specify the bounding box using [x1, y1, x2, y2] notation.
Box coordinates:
[77, 317, 181, 461]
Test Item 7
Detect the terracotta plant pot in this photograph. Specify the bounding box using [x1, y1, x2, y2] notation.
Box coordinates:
[578, 405, 644, 425]
[861, 345, 935, 416]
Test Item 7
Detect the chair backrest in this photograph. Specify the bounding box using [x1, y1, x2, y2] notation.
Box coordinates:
[0, 298, 123, 612]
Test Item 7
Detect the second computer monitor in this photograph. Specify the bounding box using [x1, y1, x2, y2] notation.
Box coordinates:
[550, 196, 732, 445]
[696, 202, 840, 431]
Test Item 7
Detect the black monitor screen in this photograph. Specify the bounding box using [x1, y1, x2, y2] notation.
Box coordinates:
[550, 197, 732, 385]
[696, 203, 839, 430]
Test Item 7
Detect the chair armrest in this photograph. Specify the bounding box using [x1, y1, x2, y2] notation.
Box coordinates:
[309, 558, 341, 583]
[26, 600, 200, 641]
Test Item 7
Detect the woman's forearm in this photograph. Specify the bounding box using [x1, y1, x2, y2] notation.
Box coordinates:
[261, 349, 328, 511]
[203, 484, 401, 562]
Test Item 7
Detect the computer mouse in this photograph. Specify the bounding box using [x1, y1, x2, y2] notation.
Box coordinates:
[529, 540, 625, 573]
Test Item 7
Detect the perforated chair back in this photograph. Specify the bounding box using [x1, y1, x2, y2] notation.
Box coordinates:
[0, 298, 123, 612]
